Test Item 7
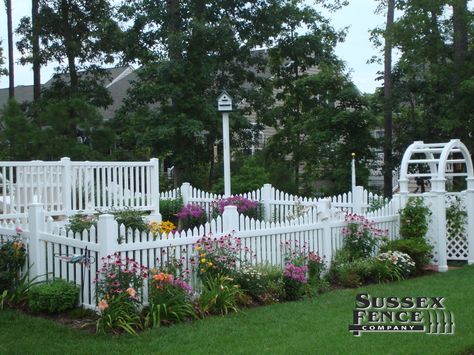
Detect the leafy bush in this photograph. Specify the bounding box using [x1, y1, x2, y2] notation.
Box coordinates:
[253, 264, 285, 304]
[147, 270, 195, 327]
[446, 196, 467, 241]
[283, 263, 308, 300]
[110, 208, 148, 232]
[28, 279, 79, 313]
[177, 203, 207, 230]
[328, 250, 402, 288]
[198, 275, 243, 315]
[160, 197, 183, 225]
[399, 197, 431, 240]
[211, 196, 262, 220]
[66, 214, 97, 234]
[194, 234, 250, 281]
[234, 265, 265, 302]
[0, 238, 27, 293]
[96, 292, 142, 335]
[341, 214, 387, 261]
[95, 255, 147, 335]
[380, 239, 432, 274]
[376, 251, 415, 278]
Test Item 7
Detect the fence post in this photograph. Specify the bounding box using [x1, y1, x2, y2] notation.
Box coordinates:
[61, 157, 72, 217]
[430, 178, 448, 272]
[466, 178, 474, 265]
[149, 158, 162, 223]
[222, 205, 239, 234]
[261, 183, 272, 222]
[97, 214, 118, 260]
[318, 199, 333, 267]
[181, 182, 191, 206]
[352, 186, 364, 214]
[28, 202, 46, 281]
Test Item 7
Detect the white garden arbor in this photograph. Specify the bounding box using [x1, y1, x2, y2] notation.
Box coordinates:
[398, 139, 474, 271]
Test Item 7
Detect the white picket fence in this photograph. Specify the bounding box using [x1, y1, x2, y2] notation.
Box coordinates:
[160, 183, 389, 222]
[0, 158, 160, 220]
[3, 197, 399, 309]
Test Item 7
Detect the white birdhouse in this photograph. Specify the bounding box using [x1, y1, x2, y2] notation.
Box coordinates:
[217, 91, 233, 112]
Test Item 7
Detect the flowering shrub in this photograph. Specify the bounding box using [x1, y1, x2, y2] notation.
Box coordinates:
[147, 269, 195, 327]
[341, 214, 387, 261]
[95, 254, 147, 335]
[177, 204, 207, 230]
[212, 196, 261, 220]
[95, 254, 148, 300]
[377, 251, 415, 278]
[193, 234, 250, 280]
[283, 263, 308, 300]
[234, 265, 264, 302]
[149, 220, 176, 240]
[66, 214, 97, 233]
[0, 238, 27, 292]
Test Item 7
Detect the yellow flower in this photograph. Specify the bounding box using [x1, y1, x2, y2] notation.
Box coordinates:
[207, 262, 213, 267]
[200, 268, 206, 273]
[196, 246, 202, 251]
[200, 258, 206, 264]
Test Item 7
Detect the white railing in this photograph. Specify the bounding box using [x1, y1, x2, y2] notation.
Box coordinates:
[0, 158, 160, 219]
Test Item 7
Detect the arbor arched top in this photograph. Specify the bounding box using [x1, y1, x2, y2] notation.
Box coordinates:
[399, 139, 474, 193]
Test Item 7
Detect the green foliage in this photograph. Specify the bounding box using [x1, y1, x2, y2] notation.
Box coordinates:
[0, 42, 7, 76]
[96, 293, 142, 336]
[446, 196, 467, 241]
[66, 214, 97, 234]
[160, 197, 183, 226]
[0, 100, 39, 160]
[28, 279, 79, 313]
[0, 238, 27, 293]
[198, 275, 242, 316]
[213, 155, 270, 195]
[2, 268, 45, 308]
[109, 208, 148, 232]
[146, 274, 195, 327]
[399, 197, 431, 240]
[380, 238, 433, 275]
[328, 249, 402, 288]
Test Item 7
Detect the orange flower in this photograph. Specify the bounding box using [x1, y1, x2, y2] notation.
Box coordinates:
[126, 287, 137, 298]
[98, 299, 108, 311]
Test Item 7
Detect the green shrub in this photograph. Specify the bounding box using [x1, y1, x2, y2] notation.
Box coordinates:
[110, 208, 148, 232]
[96, 293, 142, 335]
[28, 279, 79, 313]
[399, 197, 431, 240]
[198, 275, 243, 315]
[380, 238, 432, 274]
[160, 197, 183, 225]
[328, 250, 402, 288]
[0, 239, 27, 293]
[66, 214, 97, 234]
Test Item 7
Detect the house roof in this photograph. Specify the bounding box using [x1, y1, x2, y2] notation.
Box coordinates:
[0, 66, 137, 119]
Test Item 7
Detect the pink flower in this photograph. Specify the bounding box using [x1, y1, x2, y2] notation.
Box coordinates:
[15, 226, 23, 235]
[126, 287, 137, 298]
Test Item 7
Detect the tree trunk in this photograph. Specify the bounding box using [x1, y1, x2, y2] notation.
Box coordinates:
[167, 0, 181, 61]
[61, 0, 78, 90]
[6, 0, 14, 98]
[383, 0, 395, 198]
[32, 0, 41, 100]
[453, 0, 468, 67]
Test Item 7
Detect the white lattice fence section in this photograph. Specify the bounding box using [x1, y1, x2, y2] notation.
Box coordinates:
[446, 193, 469, 260]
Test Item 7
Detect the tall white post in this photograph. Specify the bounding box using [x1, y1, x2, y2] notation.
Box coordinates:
[61, 157, 72, 217]
[351, 153, 356, 194]
[97, 214, 118, 259]
[431, 178, 448, 272]
[353, 186, 364, 215]
[262, 183, 272, 222]
[148, 158, 162, 223]
[466, 178, 474, 265]
[222, 112, 231, 197]
[180, 182, 191, 206]
[222, 205, 239, 233]
[318, 199, 333, 267]
[28, 202, 46, 281]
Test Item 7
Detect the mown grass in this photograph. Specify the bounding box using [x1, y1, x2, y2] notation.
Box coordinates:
[1, 266, 474, 355]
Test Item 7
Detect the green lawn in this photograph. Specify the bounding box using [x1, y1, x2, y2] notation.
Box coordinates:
[1, 266, 474, 355]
